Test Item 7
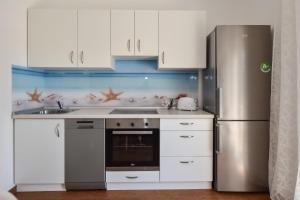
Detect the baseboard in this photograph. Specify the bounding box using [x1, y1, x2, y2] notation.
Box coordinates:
[15, 182, 212, 191]
[16, 184, 66, 192]
[106, 182, 212, 190]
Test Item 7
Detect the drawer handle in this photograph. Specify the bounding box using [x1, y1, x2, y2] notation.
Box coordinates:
[126, 176, 138, 179]
[180, 161, 194, 164]
[179, 122, 194, 126]
[180, 135, 194, 138]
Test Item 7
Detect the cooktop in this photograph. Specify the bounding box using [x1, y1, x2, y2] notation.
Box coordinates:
[109, 109, 158, 115]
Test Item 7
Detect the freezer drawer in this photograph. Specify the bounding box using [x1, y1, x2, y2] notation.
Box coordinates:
[214, 121, 269, 192]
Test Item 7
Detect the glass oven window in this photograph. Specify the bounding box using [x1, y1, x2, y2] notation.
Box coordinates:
[112, 134, 154, 162]
[106, 129, 159, 167]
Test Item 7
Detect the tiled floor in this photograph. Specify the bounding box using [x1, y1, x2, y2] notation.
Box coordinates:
[13, 190, 270, 200]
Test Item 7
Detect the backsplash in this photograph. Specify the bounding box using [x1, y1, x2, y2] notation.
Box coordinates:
[12, 60, 198, 111]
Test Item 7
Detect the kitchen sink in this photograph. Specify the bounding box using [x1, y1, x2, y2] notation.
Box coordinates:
[15, 108, 78, 115]
[31, 109, 77, 114]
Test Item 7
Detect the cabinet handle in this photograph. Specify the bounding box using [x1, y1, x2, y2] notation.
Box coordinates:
[126, 176, 138, 179]
[80, 51, 84, 64]
[55, 123, 60, 138]
[180, 135, 194, 139]
[137, 39, 141, 52]
[70, 51, 74, 64]
[179, 122, 194, 126]
[162, 51, 165, 64]
[180, 161, 194, 164]
[127, 39, 131, 52]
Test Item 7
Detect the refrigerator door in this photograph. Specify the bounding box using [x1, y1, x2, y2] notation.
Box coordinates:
[203, 29, 217, 114]
[214, 121, 269, 192]
[216, 26, 272, 120]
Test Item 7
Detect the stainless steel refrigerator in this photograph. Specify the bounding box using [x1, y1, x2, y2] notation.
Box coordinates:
[203, 25, 272, 192]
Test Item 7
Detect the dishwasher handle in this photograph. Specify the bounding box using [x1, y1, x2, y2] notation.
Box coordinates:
[76, 121, 95, 129]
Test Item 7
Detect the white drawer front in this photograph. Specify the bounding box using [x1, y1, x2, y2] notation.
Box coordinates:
[160, 157, 212, 182]
[160, 131, 213, 157]
[106, 171, 159, 183]
[161, 119, 213, 131]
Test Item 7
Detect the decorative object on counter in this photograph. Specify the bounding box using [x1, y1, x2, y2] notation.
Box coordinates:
[177, 97, 198, 111]
[176, 93, 188, 99]
[167, 98, 174, 110]
[12, 60, 198, 111]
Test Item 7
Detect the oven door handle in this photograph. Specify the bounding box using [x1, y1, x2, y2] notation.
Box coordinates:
[112, 131, 153, 135]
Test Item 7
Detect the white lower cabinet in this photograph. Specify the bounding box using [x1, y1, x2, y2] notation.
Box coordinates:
[14, 119, 65, 187]
[14, 117, 213, 191]
[160, 157, 212, 182]
[106, 171, 159, 183]
[160, 131, 213, 157]
[160, 118, 213, 184]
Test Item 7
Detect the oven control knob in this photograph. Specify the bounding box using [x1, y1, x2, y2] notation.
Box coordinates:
[145, 122, 149, 127]
[130, 123, 135, 127]
[116, 122, 121, 127]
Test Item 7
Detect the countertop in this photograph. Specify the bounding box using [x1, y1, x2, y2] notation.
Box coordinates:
[12, 107, 214, 119]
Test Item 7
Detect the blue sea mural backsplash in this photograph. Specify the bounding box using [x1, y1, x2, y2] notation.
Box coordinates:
[12, 60, 199, 111]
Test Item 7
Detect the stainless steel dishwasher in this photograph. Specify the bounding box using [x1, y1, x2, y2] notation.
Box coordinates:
[65, 119, 105, 190]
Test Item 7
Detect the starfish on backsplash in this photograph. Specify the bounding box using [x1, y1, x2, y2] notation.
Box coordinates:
[101, 87, 123, 103]
[26, 88, 42, 103]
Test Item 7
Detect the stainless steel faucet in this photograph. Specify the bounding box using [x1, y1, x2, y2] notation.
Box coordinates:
[57, 101, 63, 110]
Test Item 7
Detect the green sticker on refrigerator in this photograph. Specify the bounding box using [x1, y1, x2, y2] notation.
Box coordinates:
[260, 62, 272, 73]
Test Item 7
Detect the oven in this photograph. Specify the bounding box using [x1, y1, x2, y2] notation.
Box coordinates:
[105, 118, 160, 171]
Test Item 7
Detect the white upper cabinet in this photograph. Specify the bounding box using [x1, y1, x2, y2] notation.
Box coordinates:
[28, 9, 206, 69]
[28, 9, 78, 68]
[78, 10, 111, 68]
[111, 10, 158, 57]
[134, 10, 158, 56]
[158, 11, 206, 69]
[111, 10, 135, 56]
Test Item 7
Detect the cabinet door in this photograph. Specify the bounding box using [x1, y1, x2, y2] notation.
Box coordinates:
[28, 9, 77, 68]
[111, 10, 135, 56]
[134, 10, 158, 56]
[15, 119, 65, 184]
[159, 11, 206, 69]
[78, 10, 112, 69]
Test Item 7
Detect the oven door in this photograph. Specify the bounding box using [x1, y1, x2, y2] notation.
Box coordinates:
[106, 129, 159, 170]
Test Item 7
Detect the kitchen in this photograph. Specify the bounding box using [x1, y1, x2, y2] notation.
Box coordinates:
[0, 0, 299, 200]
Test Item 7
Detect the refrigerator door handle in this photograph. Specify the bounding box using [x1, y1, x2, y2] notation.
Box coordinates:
[216, 123, 220, 154]
[217, 88, 223, 118]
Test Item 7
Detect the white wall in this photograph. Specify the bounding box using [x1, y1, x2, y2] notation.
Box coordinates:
[0, 0, 279, 191]
[0, 0, 37, 191]
[32, 0, 279, 33]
